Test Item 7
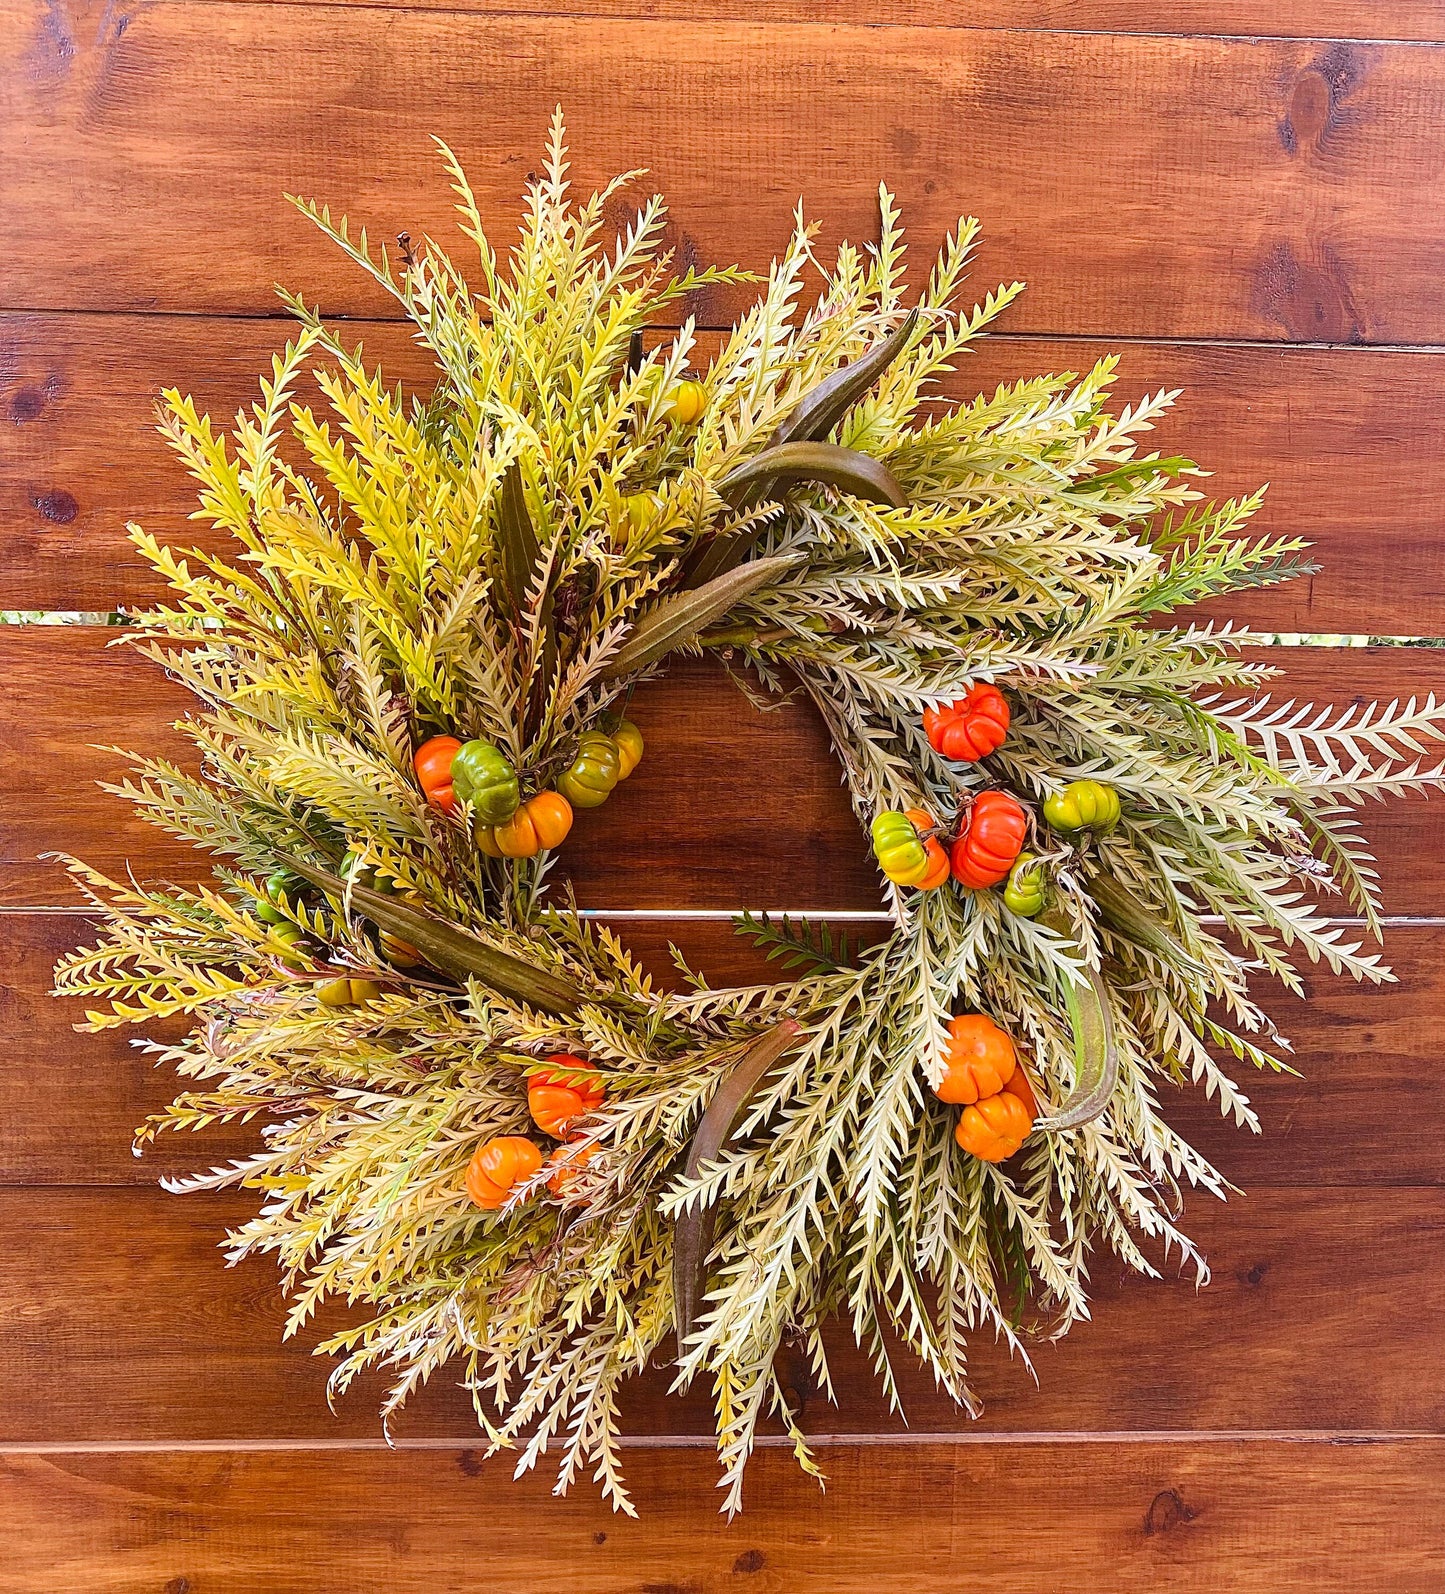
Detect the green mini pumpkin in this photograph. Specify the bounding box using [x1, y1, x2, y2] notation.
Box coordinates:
[558, 732, 622, 809]
[255, 867, 304, 925]
[1043, 779, 1121, 836]
[265, 921, 312, 970]
[1002, 853, 1047, 918]
[451, 740, 521, 824]
[870, 810, 928, 886]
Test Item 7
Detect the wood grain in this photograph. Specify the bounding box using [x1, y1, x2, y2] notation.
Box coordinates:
[5, 631, 1442, 910]
[9, 1, 1445, 1570]
[5, 1439, 1441, 1593]
[10, 313, 1445, 631]
[0, 1184, 1438, 1441]
[10, 912, 1445, 1187]
[175, 0, 1445, 44]
[7, 7, 1445, 341]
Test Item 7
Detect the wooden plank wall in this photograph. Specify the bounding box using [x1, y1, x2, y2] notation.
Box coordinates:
[3, 1, 1444, 1586]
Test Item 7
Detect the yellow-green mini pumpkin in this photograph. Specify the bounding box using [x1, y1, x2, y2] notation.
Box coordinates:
[317, 977, 382, 1008]
[664, 379, 706, 424]
[1002, 853, 1047, 918]
[558, 732, 622, 810]
[1043, 779, 1121, 836]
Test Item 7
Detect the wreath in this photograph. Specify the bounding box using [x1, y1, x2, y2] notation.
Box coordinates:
[53, 119, 1445, 1516]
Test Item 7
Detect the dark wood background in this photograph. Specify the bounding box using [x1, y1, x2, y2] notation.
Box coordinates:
[4, 2, 1445, 1587]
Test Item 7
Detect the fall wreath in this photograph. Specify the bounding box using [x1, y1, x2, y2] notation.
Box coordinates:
[54, 119, 1445, 1515]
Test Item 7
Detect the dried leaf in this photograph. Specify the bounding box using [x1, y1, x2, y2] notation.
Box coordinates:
[601, 553, 798, 680]
[495, 460, 540, 621]
[719, 441, 907, 512]
[684, 312, 916, 586]
[768, 307, 920, 453]
[673, 1018, 802, 1362]
[1034, 963, 1119, 1132]
[281, 854, 585, 1015]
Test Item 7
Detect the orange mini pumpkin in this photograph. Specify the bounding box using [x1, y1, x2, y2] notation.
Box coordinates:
[950, 790, 1029, 890]
[529, 1056, 606, 1139]
[1002, 1061, 1039, 1119]
[905, 807, 951, 891]
[415, 735, 463, 815]
[465, 1135, 544, 1210]
[935, 1014, 1017, 1105]
[547, 1139, 598, 1196]
[954, 1089, 1034, 1163]
[923, 684, 1010, 763]
[477, 791, 575, 858]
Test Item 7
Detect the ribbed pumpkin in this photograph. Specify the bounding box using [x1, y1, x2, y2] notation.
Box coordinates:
[546, 1140, 598, 1196]
[465, 1136, 544, 1210]
[1043, 778, 1122, 836]
[450, 739, 521, 824]
[954, 1085, 1034, 1162]
[934, 1014, 1016, 1104]
[664, 379, 707, 424]
[923, 683, 1010, 762]
[950, 791, 1029, 889]
[254, 867, 304, 924]
[316, 976, 381, 1007]
[265, 922, 311, 970]
[557, 732, 622, 810]
[871, 807, 949, 890]
[477, 791, 575, 858]
[1002, 852, 1047, 918]
[528, 1057, 606, 1138]
[414, 735, 463, 815]
[612, 720, 645, 780]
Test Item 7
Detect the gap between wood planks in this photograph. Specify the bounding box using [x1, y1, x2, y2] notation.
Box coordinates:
[18, 299, 1445, 354]
[5, 905, 1443, 926]
[0, 1430, 1434, 1452]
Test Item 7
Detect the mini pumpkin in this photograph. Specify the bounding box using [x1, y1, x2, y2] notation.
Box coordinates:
[923, 684, 1010, 763]
[612, 720, 645, 780]
[529, 1057, 606, 1138]
[254, 867, 304, 925]
[664, 378, 707, 424]
[950, 790, 1029, 889]
[1043, 778, 1121, 836]
[621, 491, 663, 544]
[547, 1140, 598, 1197]
[871, 807, 949, 890]
[450, 739, 521, 825]
[265, 922, 312, 970]
[1002, 852, 1047, 918]
[414, 735, 464, 815]
[465, 1136, 545, 1210]
[477, 791, 575, 858]
[934, 1014, 1017, 1105]
[557, 732, 622, 810]
[954, 1088, 1034, 1162]
[317, 976, 382, 1007]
